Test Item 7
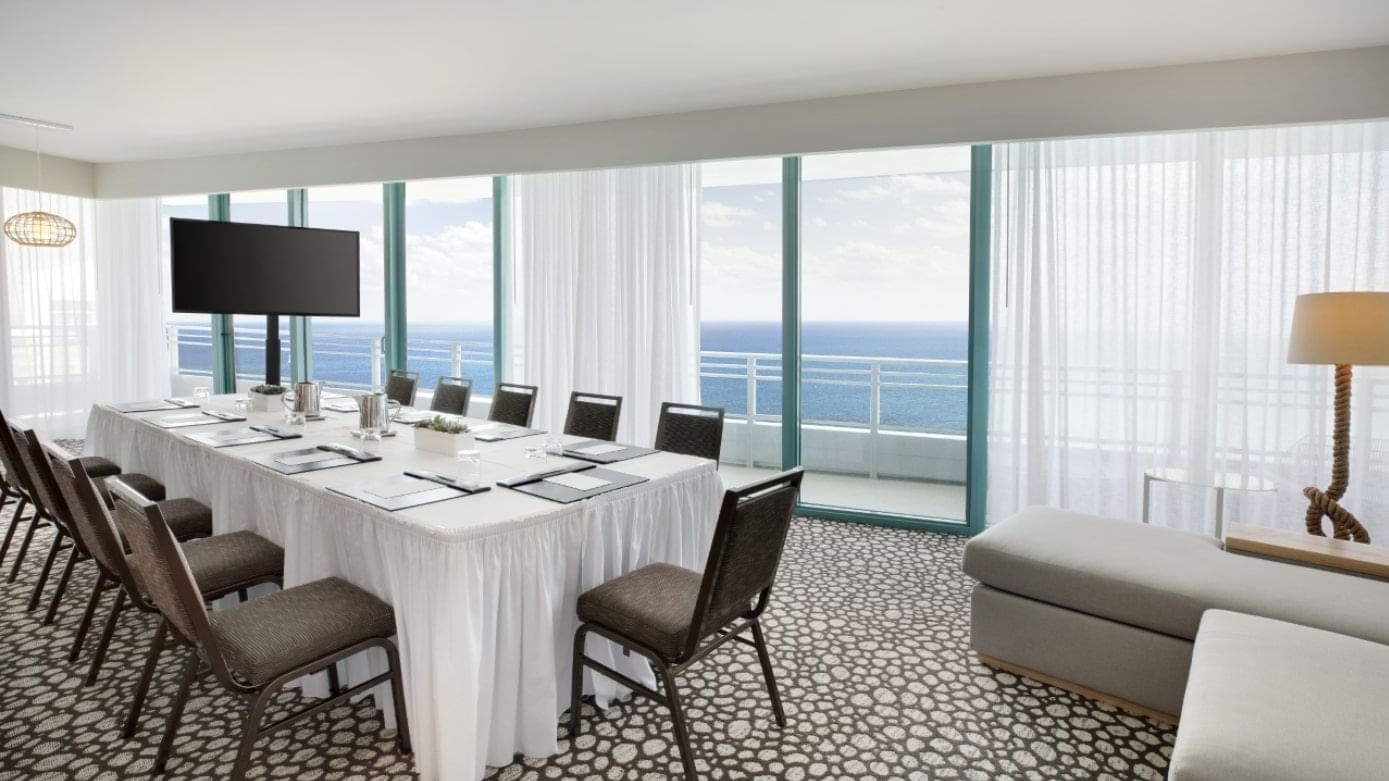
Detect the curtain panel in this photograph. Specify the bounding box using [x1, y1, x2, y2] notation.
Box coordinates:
[1, 189, 166, 437]
[988, 121, 1389, 538]
[503, 165, 702, 444]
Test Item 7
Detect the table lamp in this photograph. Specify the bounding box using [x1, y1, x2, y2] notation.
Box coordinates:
[1287, 291, 1389, 543]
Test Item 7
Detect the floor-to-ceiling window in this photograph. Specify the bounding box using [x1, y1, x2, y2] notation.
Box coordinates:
[228, 190, 290, 383]
[403, 177, 495, 400]
[798, 147, 973, 521]
[698, 158, 784, 473]
[305, 184, 384, 389]
[159, 195, 211, 382]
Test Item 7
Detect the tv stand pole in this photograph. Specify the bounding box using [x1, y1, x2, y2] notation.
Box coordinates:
[265, 314, 281, 387]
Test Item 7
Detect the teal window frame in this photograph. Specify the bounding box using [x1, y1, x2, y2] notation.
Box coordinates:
[207, 193, 236, 394]
[779, 146, 990, 536]
[287, 188, 311, 383]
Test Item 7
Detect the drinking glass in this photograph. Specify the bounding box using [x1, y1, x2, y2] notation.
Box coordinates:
[543, 434, 565, 459]
[285, 410, 306, 428]
[192, 386, 211, 400]
[455, 449, 482, 489]
[233, 397, 251, 416]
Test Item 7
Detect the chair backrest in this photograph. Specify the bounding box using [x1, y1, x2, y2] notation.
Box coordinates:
[488, 382, 538, 427]
[563, 392, 623, 441]
[0, 406, 35, 500]
[654, 402, 725, 461]
[684, 467, 804, 658]
[384, 369, 420, 407]
[107, 478, 216, 650]
[429, 376, 473, 416]
[13, 427, 79, 541]
[45, 444, 138, 588]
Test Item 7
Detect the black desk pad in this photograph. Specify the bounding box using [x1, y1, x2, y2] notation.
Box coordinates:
[562, 439, 658, 464]
[505, 467, 647, 504]
[185, 426, 303, 448]
[150, 410, 246, 429]
[113, 399, 198, 413]
[329, 474, 473, 512]
[249, 444, 382, 475]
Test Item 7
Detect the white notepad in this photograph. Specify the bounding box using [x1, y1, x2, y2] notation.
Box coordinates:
[544, 472, 611, 491]
[573, 443, 625, 456]
[276, 452, 340, 466]
[210, 428, 260, 441]
[365, 479, 438, 499]
[161, 412, 207, 423]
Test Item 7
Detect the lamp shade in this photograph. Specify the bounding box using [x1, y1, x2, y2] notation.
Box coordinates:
[1287, 292, 1389, 366]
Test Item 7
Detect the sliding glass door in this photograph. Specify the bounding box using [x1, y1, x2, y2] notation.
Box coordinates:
[796, 147, 975, 524]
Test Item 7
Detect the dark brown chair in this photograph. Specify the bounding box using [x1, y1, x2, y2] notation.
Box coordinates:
[563, 392, 623, 442]
[570, 467, 804, 778]
[429, 376, 473, 416]
[108, 479, 412, 779]
[384, 369, 420, 407]
[43, 448, 269, 689]
[488, 382, 539, 427]
[654, 402, 726, 462]
[0, 405, 150, 584]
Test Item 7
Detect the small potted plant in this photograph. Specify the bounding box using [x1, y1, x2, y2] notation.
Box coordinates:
[248, 384, 286, 412]
[413, 415, 473, 455]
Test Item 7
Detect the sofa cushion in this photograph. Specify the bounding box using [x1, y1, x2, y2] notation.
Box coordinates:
[1171, 610, 1389, 781]
[963, 507, 1389, 644]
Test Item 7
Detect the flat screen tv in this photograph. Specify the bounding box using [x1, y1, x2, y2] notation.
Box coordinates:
[170, 218, 360, 316]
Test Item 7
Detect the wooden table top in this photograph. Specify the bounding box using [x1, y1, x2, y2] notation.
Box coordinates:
[1225, 522, 1389, 581]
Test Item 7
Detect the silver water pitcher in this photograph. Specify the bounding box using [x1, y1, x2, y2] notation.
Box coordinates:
[355, 391, 401, 438]
[282, 381, 324, 417]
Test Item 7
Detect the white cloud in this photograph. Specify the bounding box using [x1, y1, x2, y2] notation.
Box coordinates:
[701, 202, 757, 228]
[912, 198, 970, 240]
[838, 174, 969, 202]
[403, 221, 495, 321]
[812, 217, 828, 228]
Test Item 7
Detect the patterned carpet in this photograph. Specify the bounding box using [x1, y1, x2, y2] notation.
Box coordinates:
[0, 490, 1175, 780]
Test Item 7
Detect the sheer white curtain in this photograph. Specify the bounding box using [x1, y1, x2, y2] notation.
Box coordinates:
[1, 189, 166, 437]
[989, 121, 1389, 539]
[503, 164, 701, 444]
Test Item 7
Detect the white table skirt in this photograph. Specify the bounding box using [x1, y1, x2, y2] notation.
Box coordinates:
[87, 399, 723, 781]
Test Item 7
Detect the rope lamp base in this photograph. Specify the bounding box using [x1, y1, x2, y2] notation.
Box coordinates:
[1302, 364, 1372, 544]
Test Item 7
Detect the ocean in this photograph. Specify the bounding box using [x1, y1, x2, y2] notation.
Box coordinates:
[187, 321, 968, 434]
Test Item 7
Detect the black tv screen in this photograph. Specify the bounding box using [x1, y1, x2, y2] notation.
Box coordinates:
[170, 218, 360, 316]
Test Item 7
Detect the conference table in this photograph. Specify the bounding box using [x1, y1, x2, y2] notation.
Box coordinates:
[86, 396, 723, 781]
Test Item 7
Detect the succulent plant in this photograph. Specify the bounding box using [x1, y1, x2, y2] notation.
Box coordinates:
[416, 415, 469, 434]
[250, 384, 286, 395]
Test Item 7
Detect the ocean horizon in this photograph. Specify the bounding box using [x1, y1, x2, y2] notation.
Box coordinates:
[183, 320, 968, 434]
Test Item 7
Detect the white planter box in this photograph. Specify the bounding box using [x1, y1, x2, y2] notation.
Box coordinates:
[414, 427, 474, 456]
[249, 392, 283, 412]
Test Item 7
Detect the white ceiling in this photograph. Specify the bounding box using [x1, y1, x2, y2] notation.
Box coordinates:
[2, 0, 1387, 163]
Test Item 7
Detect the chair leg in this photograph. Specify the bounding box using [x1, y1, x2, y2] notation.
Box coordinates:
[68, 575, 108, 662]
[656, 663, 698, 780]
[383, 639, 413, 755]
[326, 662, 341, 695]
[569, 625, 588, 739]
[26, 529, 66, 611]
[7, 507, 41, 582]
[0, 497, 29, 569]
[229, 689, 273, 781]
[123, 621, 167, 739]
[153, 649, 200, 774]
[85, 588, 126, 686]
[750, 619, 786, 728]
[42, 544, 81, 624]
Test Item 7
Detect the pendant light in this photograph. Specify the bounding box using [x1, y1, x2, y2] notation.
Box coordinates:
[2, 114, 77, 248]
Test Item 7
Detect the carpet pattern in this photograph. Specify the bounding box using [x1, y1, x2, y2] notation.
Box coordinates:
[0, 483, 1175, 780]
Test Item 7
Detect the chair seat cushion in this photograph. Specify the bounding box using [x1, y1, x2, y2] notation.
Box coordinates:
[155, 498, 212, 540]
[209, 577, 395, 687]
[1171, 610, 1389, 781]
[963, 507, 1389, 644]
[79, 456, 121, 478]
[182, 532, 283, 595]
[578, 563, 704, 659]
[107, 473, 166, 502]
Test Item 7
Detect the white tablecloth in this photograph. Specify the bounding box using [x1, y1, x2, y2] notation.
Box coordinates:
[87, 398, 723, 781]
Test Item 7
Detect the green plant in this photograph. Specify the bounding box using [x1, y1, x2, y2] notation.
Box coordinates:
[416, 415, 468, 434]
[250, 384, 286, 395]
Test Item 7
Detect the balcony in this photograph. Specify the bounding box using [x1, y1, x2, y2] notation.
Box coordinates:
[167, 324, 969, 521]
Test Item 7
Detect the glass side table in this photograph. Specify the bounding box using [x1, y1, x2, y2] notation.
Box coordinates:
[1141, 467, 1277, 538]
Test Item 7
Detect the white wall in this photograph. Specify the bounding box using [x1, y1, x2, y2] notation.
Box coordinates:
[93, 46, 1389, 198]
[0, 144, 95, 197]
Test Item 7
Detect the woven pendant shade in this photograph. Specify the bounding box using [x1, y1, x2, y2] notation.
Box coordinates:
[4, 210, 77, 247]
